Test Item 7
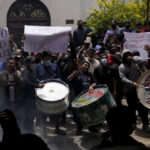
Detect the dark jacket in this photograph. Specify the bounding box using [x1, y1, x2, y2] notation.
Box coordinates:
[22, 68, 39, 98]
[0, 70, 23, 109]
[73, 27, 87, 48]
[70, 71, 95, 96]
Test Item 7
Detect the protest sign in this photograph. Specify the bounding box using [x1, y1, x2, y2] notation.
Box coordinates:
[0, 27, 11, 62]
[24, 25, 72, 53]
[124, 32, 150, 58]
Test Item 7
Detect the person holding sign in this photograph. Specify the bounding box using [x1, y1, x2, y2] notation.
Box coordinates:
[141, 22, 150, 33]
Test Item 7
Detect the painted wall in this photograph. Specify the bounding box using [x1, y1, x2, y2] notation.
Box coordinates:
[0, 0, 98, 30]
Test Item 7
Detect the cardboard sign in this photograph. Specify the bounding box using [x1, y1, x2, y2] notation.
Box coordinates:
[124, 32, 150, 58]
[0, 27, 11, 62]
[24, 25, 72, 53]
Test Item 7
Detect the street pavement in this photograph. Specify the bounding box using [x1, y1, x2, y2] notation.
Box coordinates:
[34, 109, 150, 150]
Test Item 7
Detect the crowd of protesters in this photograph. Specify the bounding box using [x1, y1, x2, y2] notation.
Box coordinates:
[0, 19, 150, 149]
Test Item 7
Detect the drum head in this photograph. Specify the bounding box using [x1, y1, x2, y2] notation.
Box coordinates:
[72, 86, 107, 108]
[137, 70, 150, 109]
[71, 85, 115, 126]
[36, 80, 69, 102]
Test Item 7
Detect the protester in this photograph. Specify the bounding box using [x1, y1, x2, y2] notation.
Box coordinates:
[103, 20, 120, 47]
[120, 20, 133, 33]
[141, 21, 150, 32]
[36, 51, 61, 81]
[90, 106, 149, 150]
[134, 22, 143, 33]
[9, 34, 18, 51]
[35, 51, 66, 135]
[22, 56, 44, 133]
[119, 49, 150, 132]
[0, 109, 49, 150]
[73, 20, 88, 48]
[0, 57, 23, 123]
[67, 61, 98, 135]
[0, 18, 150, 149]
[78, 45, 100, 73]
[92, 54, 118, 97]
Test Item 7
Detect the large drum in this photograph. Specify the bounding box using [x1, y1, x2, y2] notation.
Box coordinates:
[71, 85, 116, 126]
[35, 79, 69, 114]
[137, 70, 150, 109]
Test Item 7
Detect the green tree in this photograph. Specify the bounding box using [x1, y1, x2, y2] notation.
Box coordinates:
[87, 0, 148, 33]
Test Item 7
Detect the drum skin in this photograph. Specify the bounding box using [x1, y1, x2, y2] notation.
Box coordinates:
[35, 80, 69, 114]
[71, 85, 116, 127]
[137, 70, 150, 109]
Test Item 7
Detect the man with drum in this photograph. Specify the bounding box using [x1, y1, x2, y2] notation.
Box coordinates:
[119, 49, 150, 132]
[22, 56, 44, 133]
[67, 61, 99, 135]
[35, 51, 66, 135]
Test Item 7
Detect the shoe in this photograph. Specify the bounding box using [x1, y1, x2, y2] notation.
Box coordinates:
[143, 125, 150, 132]
[76, 130, 82, 135]
[88, 126, 99, 133]
[55, 129, 66, 135]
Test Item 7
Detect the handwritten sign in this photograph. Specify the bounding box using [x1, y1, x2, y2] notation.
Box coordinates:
[24, 25, 72, 53]
[124, 32, 150, 58]
[0, 27, 11, 62]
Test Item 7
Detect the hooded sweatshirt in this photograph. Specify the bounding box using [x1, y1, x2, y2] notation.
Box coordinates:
[119, 49, 147, 92]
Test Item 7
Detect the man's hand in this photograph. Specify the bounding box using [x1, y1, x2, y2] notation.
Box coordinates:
[38, 83, 45, 88]
[88, 83, 96, 93]
[144, 45, 150, 54]
[67, 70, 78, 81]
[80, 44, 86, 53]
[133, 82, 138, 87]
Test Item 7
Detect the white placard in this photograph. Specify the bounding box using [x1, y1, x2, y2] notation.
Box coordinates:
[0, 27, 11, 62]
[24, 25, 72, 53]
[124, 32, 150, 58]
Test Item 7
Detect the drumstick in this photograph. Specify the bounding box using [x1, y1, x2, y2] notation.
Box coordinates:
[137, 84, 150, 90]
[137, 84, 145, 88]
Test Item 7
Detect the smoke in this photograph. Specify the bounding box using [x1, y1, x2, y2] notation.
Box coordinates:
[0, 96, 50, 149]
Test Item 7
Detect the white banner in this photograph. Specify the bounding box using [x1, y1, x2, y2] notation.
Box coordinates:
[124, 32, 150, 58]
[24, 25, 72, 53]
[0, 27, 11, 62]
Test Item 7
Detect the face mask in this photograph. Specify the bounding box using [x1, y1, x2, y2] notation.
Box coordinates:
[44, 60, 51, 67]
[101, 58, 108, 65]
[64, 54, 69, 59]
[30, 64, 36, 71]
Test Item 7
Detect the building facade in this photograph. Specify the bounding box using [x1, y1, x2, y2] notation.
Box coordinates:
[0, 0, 98, 42]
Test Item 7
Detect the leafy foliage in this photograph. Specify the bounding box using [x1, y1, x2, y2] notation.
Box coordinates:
[86, 0, 148, 33]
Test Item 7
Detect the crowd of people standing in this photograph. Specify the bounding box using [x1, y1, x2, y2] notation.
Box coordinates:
[0, 19, 150, 149]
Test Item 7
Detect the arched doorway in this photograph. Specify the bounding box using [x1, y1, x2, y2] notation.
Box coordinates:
[7, 0, 51, 46]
